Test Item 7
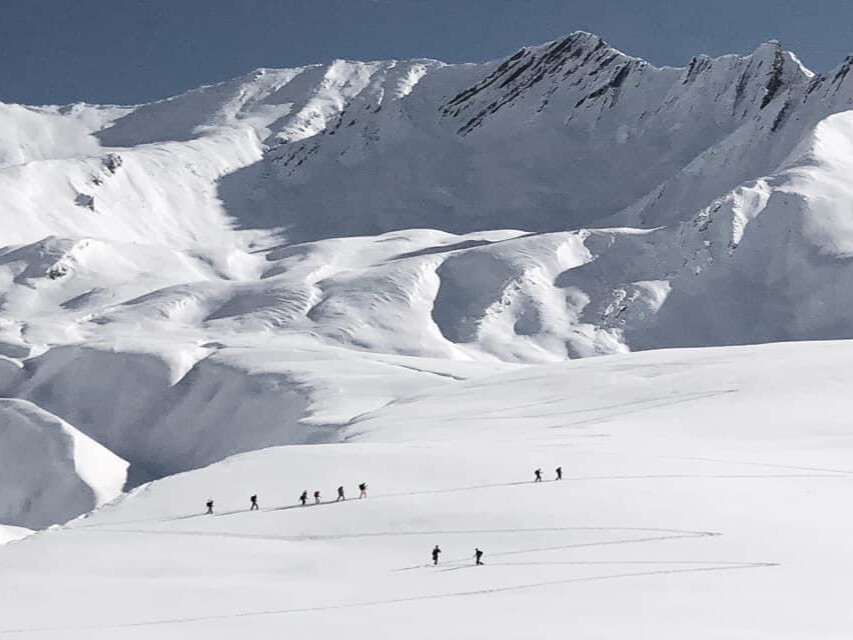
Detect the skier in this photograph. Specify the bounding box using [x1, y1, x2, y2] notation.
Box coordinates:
[205, 499, 214, 515]
[358, 482, 368, 499]
[432, 545, 441, 566]
[474, 548, 484, 566]
[534, 468, 543, 483]
[250, 494, 259, 510]
[314, 490, 321, 505]
[299, 490, 308, 506]
[336, 486, 345, 502]
[555, 466, 562, 481]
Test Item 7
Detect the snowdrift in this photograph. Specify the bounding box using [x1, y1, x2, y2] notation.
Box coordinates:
[11, 345, 319, 480]
[0, 398, 128, 529]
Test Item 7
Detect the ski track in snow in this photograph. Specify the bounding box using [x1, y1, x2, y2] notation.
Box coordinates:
[0, 519, 775, 636]
[72, 467, 853, 532]
[0, 564, 777, 635]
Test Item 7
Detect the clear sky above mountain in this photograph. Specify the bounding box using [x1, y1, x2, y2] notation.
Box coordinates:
[1, 0, 849, 105]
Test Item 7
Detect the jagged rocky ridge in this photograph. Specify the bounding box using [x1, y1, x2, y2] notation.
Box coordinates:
[206, 33, 853, 240]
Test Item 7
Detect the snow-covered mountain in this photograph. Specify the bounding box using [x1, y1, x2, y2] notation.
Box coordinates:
[4, 31, 853, 638]
[4, 31, 853, 527]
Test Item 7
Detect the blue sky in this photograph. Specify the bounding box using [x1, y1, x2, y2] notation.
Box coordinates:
[1, 0, 850, 105]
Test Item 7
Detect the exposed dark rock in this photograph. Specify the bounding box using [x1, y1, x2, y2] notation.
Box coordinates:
[761, 49, 787, 109]
[804, 75, 826, 98]
[103, 153, 123, 174]
[683, 56, 711, 84]
[771, 100, 792, 132]
[587, 53, 620, 77]
[831, 56, 853, 85]
[441, 33, 616, 134]
[46, 264, 69, 280]
[733, 71, 750, 114]
[75, 193, 95, 211]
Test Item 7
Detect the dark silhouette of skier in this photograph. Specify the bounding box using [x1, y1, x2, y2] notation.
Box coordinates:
[359, 482, 367, 499]
[474, 548, 484, 565]
[205, 499, 214, 515]
[250, 494, 259, 510]
[336, 486, 345, 502]
[534, 468, 543, 482]
[555, 466, 562, 481]
[314, 490, 321, 505]
[299, 490, 308, 506]
[432, 545, 441, 566]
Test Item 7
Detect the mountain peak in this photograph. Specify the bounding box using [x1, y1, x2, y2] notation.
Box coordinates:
[440, 31, 639, 134]
[748, 39, 813, 76]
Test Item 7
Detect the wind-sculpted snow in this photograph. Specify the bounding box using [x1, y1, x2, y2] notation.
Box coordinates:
[10, 346, 320, 481]
[0, 398, 128, 528]
[0, 523, 32, 544]
[0, 102, 125, 167]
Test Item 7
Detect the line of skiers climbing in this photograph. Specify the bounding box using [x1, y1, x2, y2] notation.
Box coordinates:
[299, 482, 369, 506]
[205, 466, 560, 515]
[203, 468, 561, 568]
[205, 482, 368, 514]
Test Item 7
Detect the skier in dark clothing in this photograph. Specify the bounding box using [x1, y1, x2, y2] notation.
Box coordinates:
[299, 490, 308, 506]
[555, 466, 562, 481]
[474, 548, 484, 565]
[336, 486, 345, 501]
[534, 468, 543, 482]
[314, 490, 321, 505]
[358, 482, 367, 499]
[206, 499, 214, 515]
[432, 545, 441, 566]
[250, 494, 259, 510]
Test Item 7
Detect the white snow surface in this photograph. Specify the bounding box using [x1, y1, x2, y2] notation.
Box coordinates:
[0, 524, 33, 545]
[1, 340, 852, 638]
[1, 31, 853, 635]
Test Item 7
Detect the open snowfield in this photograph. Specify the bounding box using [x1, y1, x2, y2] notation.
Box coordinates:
[1, 341, 852, 638]
[3, 30, 853, 637]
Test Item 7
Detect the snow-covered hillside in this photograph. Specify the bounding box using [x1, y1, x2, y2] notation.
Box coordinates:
[1, 341, 852, 638]
[4, 33, 853, 366]
[2, 32, 853, 635]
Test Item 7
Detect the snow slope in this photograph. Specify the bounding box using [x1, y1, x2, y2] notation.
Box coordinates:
[0, 398, 128, 529]
[0, 341, 851, 638]
[0, 524, 32, 545]
[2, 33, 853, 628]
